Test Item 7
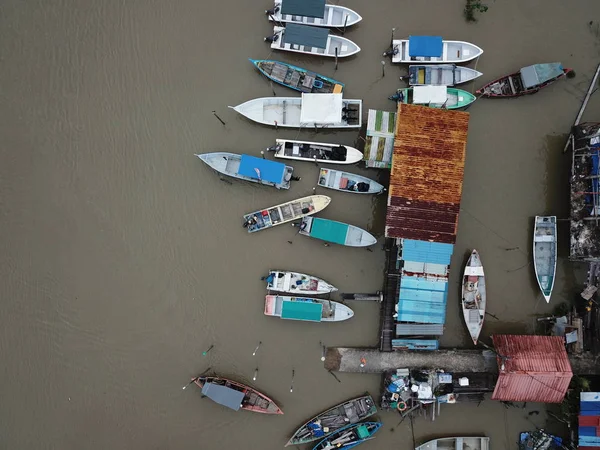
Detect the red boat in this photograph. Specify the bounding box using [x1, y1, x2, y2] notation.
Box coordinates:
[193, 376, 283, 414]
[476, 62, 572, 98]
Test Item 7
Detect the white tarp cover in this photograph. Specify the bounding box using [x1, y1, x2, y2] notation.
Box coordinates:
[413, 85, 447, 104]
[300, 93, 343, 124]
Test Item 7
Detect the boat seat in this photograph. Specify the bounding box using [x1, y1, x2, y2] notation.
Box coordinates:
[339, 177, 349, 189]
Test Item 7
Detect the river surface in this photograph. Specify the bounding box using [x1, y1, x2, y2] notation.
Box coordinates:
[2, 0, 600, 448]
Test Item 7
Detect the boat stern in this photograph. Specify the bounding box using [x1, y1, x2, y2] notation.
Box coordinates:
[264, 295, 277, 316]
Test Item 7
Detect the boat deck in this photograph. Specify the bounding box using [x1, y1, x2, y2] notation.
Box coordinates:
[262, 62, 339, 93]
[281, 142, 354, 161]
[244, 197, 316, 232]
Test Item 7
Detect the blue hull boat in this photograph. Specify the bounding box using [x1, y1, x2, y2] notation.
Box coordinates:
[250, 59, 344, 94]
[312, 422, 382, 450]
[298, 217, 377, 247]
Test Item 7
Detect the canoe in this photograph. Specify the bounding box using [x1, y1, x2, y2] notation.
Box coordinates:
[408, 64, 483, 86]
[267, 2, 362, 28]
[195, 152, 295, 189]
[270, 139, 363, 165]
[389, 36, 483, 64]
[298, 217, 377, 247]
[533, 216, 557, 303]
[243, 195, 330, 233]
[312, 422, 382, 450]
[264, 295, 354, 322]
[461, 249, 486, 345]
[318, 168, 384, 194]
[265, 270, 338, 295]
[229, 94, 362, 129]
[192, 376, 283, 414]
[416, 437, 490, 450]
[250, 59, 344, 94]
[389, 86, 476, 109]
[267, 24, 360, 58]
[285, 395, 377, 446]
[476, 63, 572, 98]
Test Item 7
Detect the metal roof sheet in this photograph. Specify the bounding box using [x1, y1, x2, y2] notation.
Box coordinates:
[396, 323, 444, 335]
[397, 275, 448, 324]
[400, 239, 454, 265]
[284, 23, 329, 49]
[281, 0, 326, 18]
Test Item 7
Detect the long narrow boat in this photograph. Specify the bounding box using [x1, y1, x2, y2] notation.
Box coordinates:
[533, 216, 557, 303]
[243, 195, 330, 233]
[285, 395, 377, 446]
[250, 59, 344, 94]
[408, 64, 483, 86]
[416, 437, 490, 450]
[267, 2, 362, 28]
[389, 36, 483, 64]
[265, 270, 337, 295]
[267, 24, 360, 58]
[462, 249, 486, 345]
[389, 86, 476, 109]
[312, 422, 382, 450]
[476, 63, 572, 98]
[318, 168, 384, 194]
[195, 152, 295, 189]
[192, 376, 283, 414]
[264, 295, 354, 322]
[270, 139, 363, 165]
[298, 217, 377, 247]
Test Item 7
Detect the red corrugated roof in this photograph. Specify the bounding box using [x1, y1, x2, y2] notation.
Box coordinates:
[491, 335, 572, 404]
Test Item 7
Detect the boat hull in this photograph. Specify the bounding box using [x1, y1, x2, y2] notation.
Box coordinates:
[390, 87, 476, 109]
[408, 64, 483, 86]
[264, 295, 354, 322]
[299, 217, 377, 247]
[461, 249, 486, 345]
[250, 59, 344, 94]
[318, 168, 384, 194]
[266, 270, 337, 295]
[312, 422, 382, 450]
[270, 26, 360, 58]
[391, 39, 483, 64]
[273, 139, 363, 164]
[533, 216, 557, 302]
[417, 437, 490, 450]
[476, 68, 572, 97]
[268, 4, 362, 28]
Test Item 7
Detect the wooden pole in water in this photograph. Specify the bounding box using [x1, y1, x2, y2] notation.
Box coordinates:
[391, 27, 395, 48]
[290, 369, 295, 392]
[212, 111, 226, 126]
[253, 368, 258, 381]
[335, 47, 338, 71]
[320, 341, 326, 361]
[253, 341, 262, 356]
[202, 344, 214, 356]
[260, 151, 265, 159]
[381, 61, 386, 78]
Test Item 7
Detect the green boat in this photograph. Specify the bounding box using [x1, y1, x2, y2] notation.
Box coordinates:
[389, 85, 476, 109]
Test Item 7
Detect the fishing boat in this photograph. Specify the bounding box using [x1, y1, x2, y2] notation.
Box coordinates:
[388, 35, 483, 64]
[230, 93, 362, 129]
[264, 295, 354, 322]
[269, 139, 363, 164]
[192, 376, 283, 414]
[462, 249, 486, 345]
[416, 437, 490, 450]
[318, 168, 384, 194]
[297, 217, 377, 247]
[250, 59, 344, 94]
[243, 195, 330, 233]
[519, 430, 563, 450]
[408, 64, 483, 86]
[285, 395, 377, 446]
[267, 24, 360, 58]
[312, 422, 382, 450]
[195, 152, 295, 189]
[533, 216, 557, 303]
[264, 270, 338, 295]
[267, 1, 362, 28]
[476, 63, 572, 97]
[389, 86, 476, 109]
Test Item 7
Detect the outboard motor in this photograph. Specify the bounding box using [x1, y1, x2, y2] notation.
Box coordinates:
[266, 143, 282, 152]
[388, 90, 405, 103]
[264, 33, 280, 43]
[382, 46, 399, 57]
[265, 4, 280, 15]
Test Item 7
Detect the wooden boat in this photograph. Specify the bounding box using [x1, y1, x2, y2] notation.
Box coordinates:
[312, 422, 382, 450]
[230, 94, 362, 129]
[265, 270, 337, 295]
[318, 168, 384, 194]
[192, 376, 283, 414]
[389, 36, 483, 64]
[243, 195, 330, 233]
[520, 430, 563, 450]
[389, 86, 476, 109]
[267, 2, 362, 28]
[416, 437, 490, 450]
[298, 217, 377, 247]
[285, 395, 377, 446]
[250, 59, 344, 94]
[264, 295, 354, 322]
[476, 63, 572, 98]
[195, 152, 295, 189]
[267, 24, 360, 58]
[408, 64, 482, 86]
[533, 216, 557, 303]
[461, 249, 486, 345]
[270, 139, 363, 164]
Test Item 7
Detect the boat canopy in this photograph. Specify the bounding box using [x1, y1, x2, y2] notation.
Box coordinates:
[284, 23, 329, 49]
[408, 36, 443, 57]
[281, 300, 322, 321]
[201, 383, 245, 411]
[413, 85, 447, 104]
[309, 218, 348, 245]
[281, 0, 326, 18]
[300, 93, 343, 124]
[238, 154, 286, 184]
[520, 63, 564, 89]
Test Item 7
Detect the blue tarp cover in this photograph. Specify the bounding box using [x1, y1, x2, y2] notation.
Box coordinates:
[238, 154, 286, 183]
[308, 218, 348, 245]
[201, 383, 245, 411]
[284, 23, 329, 49]
[281, 0, 326, 18]
[408, 36, 443, 57]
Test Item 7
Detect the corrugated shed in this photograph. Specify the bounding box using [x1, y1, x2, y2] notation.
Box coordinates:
[396, 323, 444, 335]
[385, 103, 469, 243]
[491, 335, 572, 404]
[400, 239, 454, 265]
[580, 392, 600, 448]
[397, 275, 448, 324]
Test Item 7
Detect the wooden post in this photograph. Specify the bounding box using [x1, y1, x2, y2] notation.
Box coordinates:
[342, 15, 348, 35]
[212, 111, 226, 126]
[381, 60, 386, 78]
[335, 47, 338, 71]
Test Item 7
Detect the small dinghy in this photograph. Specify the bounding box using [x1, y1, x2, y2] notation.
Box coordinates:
[195, 152, 295, 189]
[264, 270, 337, 295]
[267, 1, 362, 28]
[243, 195, 330, 233]
[286, 395, 377, 446]
[388, 35, 483, 64]
[312, 422, 381, 450]
[318, 168, 384, 194]
[389, 86, 476, 109]
[297, 217, 377, 247]
[264, 295, 354, 322]
[250, 59, 344, 94]
[269, 139, 363, 164]
[267, 24, 360, 58]
[462, 249, 486, 345]
[533, 216, 557, 303]
[416, 437, 490, 450]
[408, 64, 483, 86]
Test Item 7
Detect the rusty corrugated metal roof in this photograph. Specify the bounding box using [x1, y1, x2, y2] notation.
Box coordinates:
[491, 335, 573, 404]
[385, 103, 469, 242]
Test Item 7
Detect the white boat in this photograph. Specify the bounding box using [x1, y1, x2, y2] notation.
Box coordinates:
[408, 64, 483, 86]
[265, 270, 337, 295]
[195, 153, 295, 189]
[416, 437, 490, 450]
[267, 25, 360, 58]
[297, 217, 377, 247]
[267, 2, 362, 28]
[390, 36, 483, 64]
[264, 295, 354, 322]
[461, 249, 486, 345]
[243, 195, 330, 233]
[533, 216, 557, 303]
[270, 139, 363, 164]
[317, 168, 384, 194]
[230, 93, 362, 129]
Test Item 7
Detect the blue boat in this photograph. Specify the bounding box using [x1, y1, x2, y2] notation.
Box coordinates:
[312, 422, 382, 450]
[519, 431, 562, 450]
[298, 217, 377, 247]
[250, 59, 344, 94]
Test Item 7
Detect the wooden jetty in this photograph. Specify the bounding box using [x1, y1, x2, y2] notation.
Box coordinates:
[379, 239, 400, 352]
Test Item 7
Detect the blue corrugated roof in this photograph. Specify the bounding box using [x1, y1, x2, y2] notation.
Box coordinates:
[392, 339, 439, 350]
[238, 155, 286, 184]
[397, 275, 448, 324]
[408, 36, 443, 57]
[401, 239, 454, 264]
